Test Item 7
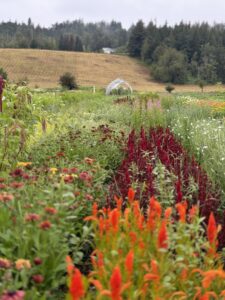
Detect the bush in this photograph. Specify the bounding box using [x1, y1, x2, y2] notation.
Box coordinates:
[0, 67, 8, 80]
[165, 84, 175, 93]
[59, 72, 78, 90]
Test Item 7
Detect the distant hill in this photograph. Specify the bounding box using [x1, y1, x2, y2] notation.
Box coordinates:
[0, 49, 224, 92]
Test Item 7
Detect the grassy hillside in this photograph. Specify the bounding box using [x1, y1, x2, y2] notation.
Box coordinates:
[0, 48, 225, 92]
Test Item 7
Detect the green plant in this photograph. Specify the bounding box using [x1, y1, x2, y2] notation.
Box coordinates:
[59, 72, 77, 90]
[197, 80, 206, 92]
[165, 84, 175, 93]
[0, 67, 8, 80]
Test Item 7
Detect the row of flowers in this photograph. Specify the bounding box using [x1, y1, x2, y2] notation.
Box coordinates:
[67, 191, 225, 299]
[110, 127, 225, 247]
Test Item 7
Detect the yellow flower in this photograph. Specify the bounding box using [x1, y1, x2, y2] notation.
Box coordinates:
[15, 259, 31, 270]
[49, 168, 58, 175]
[17, 162, 32, 167]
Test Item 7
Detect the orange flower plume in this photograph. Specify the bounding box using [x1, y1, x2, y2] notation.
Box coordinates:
[69, 268, 85, 300]
[109, 209, 120, 233]
[158, 221, 168, 249]
[110, 266, 122, 300]
[128, 188, 135, 204]
[207, 212, 217, 245]
[176, 201, 187, 223]
[125, 250, 134, 276]
[149, 196, 162, 218]
[66, 255, 74, 276]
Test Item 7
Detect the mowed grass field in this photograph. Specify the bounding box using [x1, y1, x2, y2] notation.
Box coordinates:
[1, 48, 225, 92]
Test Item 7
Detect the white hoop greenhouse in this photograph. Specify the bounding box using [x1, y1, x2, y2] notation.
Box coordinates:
[105, 78, 133, 95]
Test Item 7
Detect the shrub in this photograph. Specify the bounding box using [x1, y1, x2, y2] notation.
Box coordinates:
[197, 80, 206, 92]
[59, 72, 78, 90]
[0, 67, 8, 80]
[165, 84, 175, 93]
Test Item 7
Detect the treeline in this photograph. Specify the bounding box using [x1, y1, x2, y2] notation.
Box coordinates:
[128, 21, 225, 84]
[0, 18, 128, 52]
[1, 18, 225, 84]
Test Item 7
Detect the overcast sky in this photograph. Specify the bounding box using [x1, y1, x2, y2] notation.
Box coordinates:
[1, 0, 225, 28]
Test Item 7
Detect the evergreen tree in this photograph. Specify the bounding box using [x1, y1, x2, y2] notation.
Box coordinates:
[74, 36, 84, 51]
[128, 20, 145, 58]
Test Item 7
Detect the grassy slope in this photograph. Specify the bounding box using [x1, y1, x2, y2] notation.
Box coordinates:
[1, 48, 225, 92]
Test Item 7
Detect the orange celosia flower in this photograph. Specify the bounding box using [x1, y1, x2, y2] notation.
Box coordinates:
[176, 201, 187, 223]
[92, 202, 98, 217]
[110, 266, 122, 300]
[164, 207, 172, 219]
[128, 188, 135, 204]
[114, 196, 122, 211]
[66, 255, 74, 276]
[189, 205, 199, 222]
[129, 231, 137, 244]
[132, 201, 141, 219]
[181, 268, 188, 280]
[157, 221, 168, 249]
[151, 259, 158, 275]
[125, 250, 134, 276]
[109, 209, 120, 233]
[199, 292, 217, 300]
[202, 269, 225, 289]
[147, 210, 155, 232]
[124, 208, 130, 226]
[144, 274, 159, 282]
[89, 279, 103, 291]
[149, 196, 162, 218]
[207, 212, 217, 245]
[69, 268, 85, 300]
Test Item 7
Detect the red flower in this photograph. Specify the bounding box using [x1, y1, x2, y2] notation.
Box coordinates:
[109, 209, 119, 232]
[10, 182, 24, 189]
[110, 266, 122, 300]
[0, 193, 14, 203]
[158, 221, 168, 249]
[207, 212, 217, 245]
[56, 151, 65, 157]
[69, 268, 85, 300]
[34, 257, 42, 265]
[128, 188, 135, 204]
[79, 172, 92, 182]
[25, 213, 40, 222]
[39, 220, 52, 230]
[45, 207, 57, 215]
[32, 274, 44, 284]
[176, 201, 187, 223]
[125, 250, 134, 276]
[92, 202, 98, 217]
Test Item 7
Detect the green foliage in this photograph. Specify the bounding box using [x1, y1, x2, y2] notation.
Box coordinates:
[197, 80, 206, 92]
[165, 84, 175, 93]
[151, 48, 188, 83]
[0, 67, 8, 80]
[127, 20, 145, 58]
[59, 73, 77, 90]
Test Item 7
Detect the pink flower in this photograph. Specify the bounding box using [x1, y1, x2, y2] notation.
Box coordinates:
[0, 291, 25, 300]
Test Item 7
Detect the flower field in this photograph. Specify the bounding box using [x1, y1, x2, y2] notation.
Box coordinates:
[0, 85, 225, 299]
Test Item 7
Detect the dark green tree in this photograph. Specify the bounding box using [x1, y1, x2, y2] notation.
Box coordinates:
[128, 20, 145, 58]
[151, 47, 188, 84]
